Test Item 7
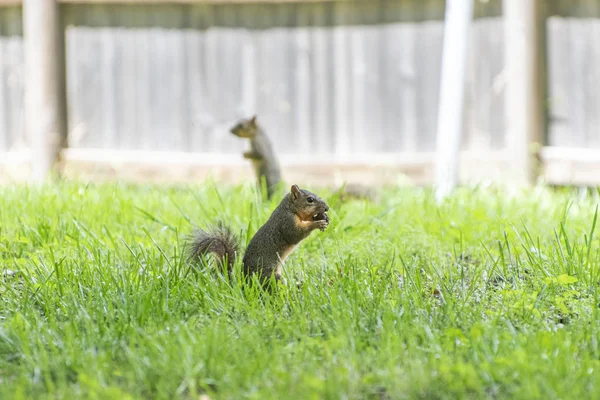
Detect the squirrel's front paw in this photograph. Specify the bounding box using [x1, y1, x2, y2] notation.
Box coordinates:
[314, 219, 329, 232]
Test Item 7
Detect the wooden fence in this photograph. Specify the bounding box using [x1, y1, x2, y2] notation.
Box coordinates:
[1, 0, 599, 185]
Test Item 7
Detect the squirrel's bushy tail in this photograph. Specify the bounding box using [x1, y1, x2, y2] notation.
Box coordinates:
[187, 222, 239, 273]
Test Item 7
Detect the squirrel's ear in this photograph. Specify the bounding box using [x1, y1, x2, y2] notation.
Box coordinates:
[249, 115, 257, 125]
[291, 184, 301, 199]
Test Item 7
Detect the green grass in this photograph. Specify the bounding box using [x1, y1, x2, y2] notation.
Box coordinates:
[1, 182, 600, 399]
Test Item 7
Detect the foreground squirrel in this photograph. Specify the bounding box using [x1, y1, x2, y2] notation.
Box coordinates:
[230, 115, 282, 200]
[188, 185, 330, 283]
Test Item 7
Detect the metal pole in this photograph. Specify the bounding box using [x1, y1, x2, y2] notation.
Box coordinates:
[434, 0, 474, 200]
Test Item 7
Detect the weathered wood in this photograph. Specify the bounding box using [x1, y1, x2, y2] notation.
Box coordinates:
[0, 148, 513, 187]
[100, 7, 117, 148]
[485, 18, 505, 149]
[0, 27, 7, 151]
[118, 8, 141, 150]
[568, 19, 586, 148]
[417, 4, 444, 151]
[1, 1, 514, 160]
[541, 147, 600, 186]
[546, 17, 569, 148]
[0, 7, 24, 151]
[4, 0, 600, 187]
[22, 0, 67, 181]
[136, 10, 153, 150]
[466, 18, 501, 150]
[8, 146, 600, 187]
[309, 1, 333, 155]
[332, 1, 351, 157]
[349, 19, 367, 153]
[397, 20, 418, 152]
[1, 0, 356, 4]
[503, 0, 544, 184]
[587, 11, 600, 148]
[293, 4, 311, 154]
[186, 5, 209, 152]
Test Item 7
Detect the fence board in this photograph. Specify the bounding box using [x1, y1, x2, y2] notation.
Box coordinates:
[308, 1, 332, 155]
[547, 17, 569, 148]
[0, 33, 7, 151]
[587, 18, 600, 148]
[9, 0, 600, 160]
[1, 7, 23, 151]
[331, 1, 351, 156]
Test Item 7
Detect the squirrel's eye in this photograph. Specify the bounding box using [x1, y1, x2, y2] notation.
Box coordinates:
[307, 197, 314, 203]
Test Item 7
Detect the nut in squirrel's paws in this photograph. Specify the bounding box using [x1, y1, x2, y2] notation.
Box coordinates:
[313, 212, 330, 231]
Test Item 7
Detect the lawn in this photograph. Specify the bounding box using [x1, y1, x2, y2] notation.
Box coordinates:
[1, 182, 599, 399]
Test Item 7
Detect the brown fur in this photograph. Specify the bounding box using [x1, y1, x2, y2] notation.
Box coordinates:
[187, 185, 329, 284]
[230, 115, 282, 200]
[187, 222, 239, 275]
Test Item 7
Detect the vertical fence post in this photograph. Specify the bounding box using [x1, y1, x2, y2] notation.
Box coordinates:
[503, 0, 544, 185]
[434, 0, 474, 200]
[23, 0, 68, 182]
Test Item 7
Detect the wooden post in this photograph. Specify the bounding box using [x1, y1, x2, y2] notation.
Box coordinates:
[23, 0, 68, 182]
[503, 0, 544, 185]
[434, 0, 474, 200]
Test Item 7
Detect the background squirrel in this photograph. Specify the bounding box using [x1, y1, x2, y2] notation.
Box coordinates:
[230, 115, 282, 200]
[188, 185, 330, 283]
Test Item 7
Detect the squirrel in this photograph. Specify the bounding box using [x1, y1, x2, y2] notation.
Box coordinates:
[230, 115, 282, 200]
[187, 184, 330, 284]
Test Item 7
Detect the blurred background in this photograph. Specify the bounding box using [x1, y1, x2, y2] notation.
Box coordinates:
[0, 0, 596, 187]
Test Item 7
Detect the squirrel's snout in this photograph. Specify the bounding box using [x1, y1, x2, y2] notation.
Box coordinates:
[324, 205, 329, 212]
